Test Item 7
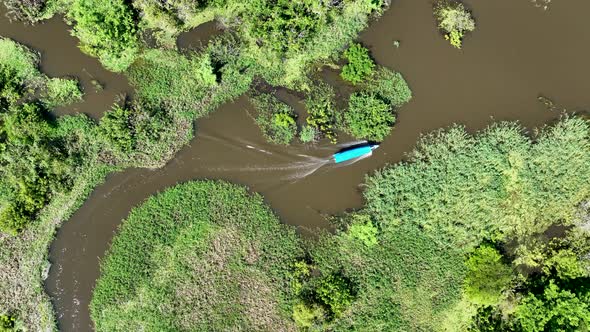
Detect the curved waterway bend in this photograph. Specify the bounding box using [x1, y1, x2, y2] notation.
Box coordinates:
[0, 0, 585, 330]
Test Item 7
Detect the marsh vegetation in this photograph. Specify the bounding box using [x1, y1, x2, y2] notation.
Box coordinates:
[0, 0, 589, 331]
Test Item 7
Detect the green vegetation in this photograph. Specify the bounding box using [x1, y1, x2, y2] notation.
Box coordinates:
[364, 118, 590, 248]
[304, 82, 337, 142]
[344, 91, 394, 141]
[41, 78, 83, 107]
[341, 43, 375, 85]
[98, 105, 135, 153]
[362, 117, 590, 330]
[366, 66, 412, 107]
[434, 0, 476, 49]
[68, 0, 139, 72]
[86, 115, 590, 331]
[249, 93, 298, 145]
[0, 37, 116, 330]
[299, 125, 317, 143]
[91, 181, 302, 331]
[464, 245, 513, 306]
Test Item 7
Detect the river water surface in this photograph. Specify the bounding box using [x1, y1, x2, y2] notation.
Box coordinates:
[2, 0, 590, 331]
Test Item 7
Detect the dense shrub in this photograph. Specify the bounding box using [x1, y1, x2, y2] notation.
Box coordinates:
[0, 103, 78, 233]
[91, 181, 303, 331]
[249, 93, 297, 145]
[434, 0, 476, 49]
[304, 82, 337, 142]
[516, 281, 590, 331]
[464, 245, 513, 306]
[343, 91, 394, 141]
[41, 78, 83, 108]
[315, 273, 356, 317]
[99, 105, 135, 153]
[341, 43, 375, 84]
[69, 0, 140, 71]
[366, 67, 412, 107]
[247, 0, 330, 54]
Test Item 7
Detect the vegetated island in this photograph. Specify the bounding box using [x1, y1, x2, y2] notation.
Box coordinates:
[91, 117, 590, 331]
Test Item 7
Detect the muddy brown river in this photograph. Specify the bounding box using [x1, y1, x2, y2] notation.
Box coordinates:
[2, 0, 590, 331]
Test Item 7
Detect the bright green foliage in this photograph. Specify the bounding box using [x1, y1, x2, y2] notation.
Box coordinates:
[447, 29, 464, 49]
[293, 302, 325, 329]
[346, 214, 378, 247]
[341, 43, 375, 85]
[434, 1, 476, 49]
[69, 0, 139, 72]
[364, 118, 590, 249]
[0, 314, 15, 331]
[305, 82, 337, 142]
[311, 222, 466, 330]
[290, 260, 312, 296]
[0, 38, 42, 86]
[91, 181, 302, 331]
[516, 281, 590, 332]
[315, 274, 356, 317]
[99, 106, 135, 152]
[366, 67, 412, 107]
[464, 246, 513, 306]
[344, 91, 394, 141]
[249, 93, 297, 145]
[42, 78, 83, 108]
[299, 125, 317, 143]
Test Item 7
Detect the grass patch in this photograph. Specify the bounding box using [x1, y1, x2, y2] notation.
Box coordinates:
[90, 181, 303, 332]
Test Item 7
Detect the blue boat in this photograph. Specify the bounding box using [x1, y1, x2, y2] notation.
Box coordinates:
[333, 143, 379, 163]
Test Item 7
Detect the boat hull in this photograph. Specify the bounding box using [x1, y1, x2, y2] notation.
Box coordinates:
[333, 145, 373, 163]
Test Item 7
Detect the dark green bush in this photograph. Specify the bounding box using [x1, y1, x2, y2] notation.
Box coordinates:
[343, 91, 394, 141]
[249, 93, 297, 145]
[69, 0, 139, 72]
[305, 82, 337, 142]
[315, 273, 356, 317]
[0, 103, 79, 234]
[367, 67, 412, 107]
[99, 106, 135, 153]
[341, 43, 375, 85]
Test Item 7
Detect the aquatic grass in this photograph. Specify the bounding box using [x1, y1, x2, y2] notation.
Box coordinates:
[364, 117, 590, 249]
[90, 181, 303, 332]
